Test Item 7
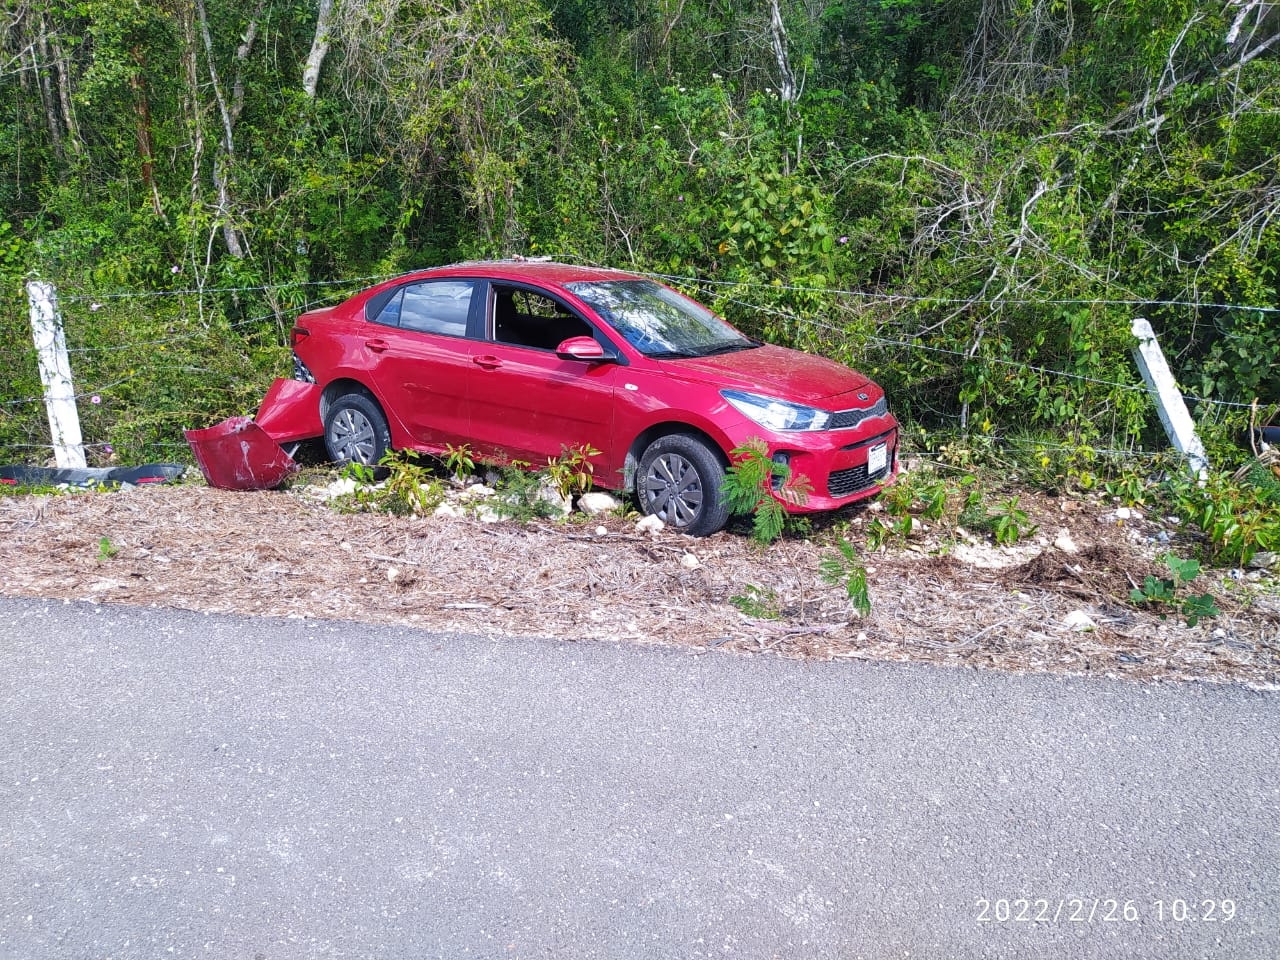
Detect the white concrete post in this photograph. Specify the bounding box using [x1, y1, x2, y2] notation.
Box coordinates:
[1131, 317, 1208, 477]
[26, 280, 87, 469]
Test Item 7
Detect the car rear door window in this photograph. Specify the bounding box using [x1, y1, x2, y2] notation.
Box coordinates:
[373, 280, 475, 337]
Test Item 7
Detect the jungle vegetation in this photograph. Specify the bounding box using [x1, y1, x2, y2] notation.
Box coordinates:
[1, 0, 1277, 472]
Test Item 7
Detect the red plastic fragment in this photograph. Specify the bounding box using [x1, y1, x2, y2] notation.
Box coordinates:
[255, 378, 324, 444]
[184, 416, 299, 491]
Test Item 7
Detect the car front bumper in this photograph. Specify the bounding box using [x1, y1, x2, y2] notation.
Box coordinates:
[723, 415, 899, 513]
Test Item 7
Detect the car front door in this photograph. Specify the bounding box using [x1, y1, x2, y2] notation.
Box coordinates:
[361, 278, 479, 450]
[464, 282, 620, 467]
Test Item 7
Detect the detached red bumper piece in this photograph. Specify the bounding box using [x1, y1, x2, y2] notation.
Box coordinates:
[184, 416, 299, 491]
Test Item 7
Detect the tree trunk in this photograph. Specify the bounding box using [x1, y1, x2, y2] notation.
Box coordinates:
[302, 0, 336, 98]
[32, 18, 65, 159]
[130, 45, 165, 219]
[181, 6, 204, 215]
[194, 0, 246, 258]
[768, 0, 798, 103]
[47, 26, 82, 155]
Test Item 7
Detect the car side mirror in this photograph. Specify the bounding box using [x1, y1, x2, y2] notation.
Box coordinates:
[555, 336, 611, 362]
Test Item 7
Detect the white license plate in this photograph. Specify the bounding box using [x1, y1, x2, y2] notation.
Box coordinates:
[867, 443, 888, 476]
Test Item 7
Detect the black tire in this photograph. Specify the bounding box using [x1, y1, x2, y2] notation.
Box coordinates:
[636, 434, 730, 536]
[324, 393, 390, 466]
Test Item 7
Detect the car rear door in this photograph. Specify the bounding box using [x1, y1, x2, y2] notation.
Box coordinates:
[361, 278, 480, 450]
[464, 281, 620, 467]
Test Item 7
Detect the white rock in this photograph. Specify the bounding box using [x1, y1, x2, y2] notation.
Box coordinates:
[578, 492, 621, 515]
[1114, 507, 1132, 521]
[386, 567, 400, 582]
[679, 553, 700, 570]
[459, 483, 496, 501]
[433, 502, 466, 519]
[534, 480, 572, 517]
[313, 476, 358, 499]
[1053, 531, 1080, 554]
[595, 526, 609, 537]
[636, 515, 664, 535]
[1062, 610, 1097, 632]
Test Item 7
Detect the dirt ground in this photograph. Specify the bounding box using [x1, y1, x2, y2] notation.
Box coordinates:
[1, 475, 1277, 687]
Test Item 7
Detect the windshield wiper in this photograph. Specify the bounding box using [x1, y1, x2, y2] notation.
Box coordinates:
[645, 348, 701, 359]
[699, 341, 758, 356]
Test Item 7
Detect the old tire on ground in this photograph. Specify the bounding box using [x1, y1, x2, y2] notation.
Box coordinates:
[636, 434, 730, 536]
[324, 393, 390, 466]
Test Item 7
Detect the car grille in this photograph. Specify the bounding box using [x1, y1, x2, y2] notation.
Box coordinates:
[827, 430, 895, 497]
[828, 396, 887, 430]
[828, 463, 890, 497]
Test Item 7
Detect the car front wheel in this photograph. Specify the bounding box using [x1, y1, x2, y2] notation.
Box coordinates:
[324, 393, 390, 466]
[637, 434, 730, 536]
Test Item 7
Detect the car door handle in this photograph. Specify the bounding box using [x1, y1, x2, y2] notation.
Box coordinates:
[472, 355, 503, 369]
[365, 338, 389, 353]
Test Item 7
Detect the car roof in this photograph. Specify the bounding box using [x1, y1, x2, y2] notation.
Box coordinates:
[397, 259, 646, 286]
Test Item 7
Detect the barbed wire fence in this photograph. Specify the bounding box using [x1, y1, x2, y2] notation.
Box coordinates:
[0, 271, 1271, 470]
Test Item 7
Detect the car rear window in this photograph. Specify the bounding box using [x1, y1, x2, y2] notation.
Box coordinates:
[373, 280, 475, 336]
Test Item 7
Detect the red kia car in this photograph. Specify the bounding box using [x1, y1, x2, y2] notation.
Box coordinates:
[254, 261, 898, 535]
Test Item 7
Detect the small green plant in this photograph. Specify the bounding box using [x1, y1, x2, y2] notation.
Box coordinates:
[1165, 470, 1280, 567]
[861, 468, 970, 551]
[881, 471, 948, 523]
[819, 538, 872, 616]
[442, 443, 475, 482]
[991, 496, 1036, 546]
[1130, 553, 1221, 627]
[958, 486, 989, 531]
[334, 452, 444, 516]
[865, 515, 894, 551]
[1103, 468, 1154, 507]
[488, 465, 564, 521]
[1242, 460, 1280, 508]
[729, 583, 783, 619]
[545, 442, 601, 500]
[381, 451, 444, 515]
[721, 438, 811, 544]
[97, 536, 118, 559]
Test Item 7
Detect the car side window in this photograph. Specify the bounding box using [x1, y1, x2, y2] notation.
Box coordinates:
[492, 285, 592, 351]
[373, 280, 475, 337]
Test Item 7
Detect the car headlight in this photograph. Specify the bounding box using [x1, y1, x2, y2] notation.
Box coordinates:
[722, 390, 831, 432]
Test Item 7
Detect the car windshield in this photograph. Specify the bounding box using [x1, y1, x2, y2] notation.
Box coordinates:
[566, 279, 755, 358]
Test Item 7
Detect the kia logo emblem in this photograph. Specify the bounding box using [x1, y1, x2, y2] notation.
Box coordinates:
[857, 392, 869, 401]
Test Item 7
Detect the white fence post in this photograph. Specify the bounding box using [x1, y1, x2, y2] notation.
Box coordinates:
[1131, 317, 1208, 477]
[26, 279, 87, 469]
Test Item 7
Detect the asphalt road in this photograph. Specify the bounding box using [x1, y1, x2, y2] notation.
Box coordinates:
[1, 596, 1277, 960]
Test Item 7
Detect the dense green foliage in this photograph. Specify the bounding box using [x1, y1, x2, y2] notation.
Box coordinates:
[2, 0, 1277, 472]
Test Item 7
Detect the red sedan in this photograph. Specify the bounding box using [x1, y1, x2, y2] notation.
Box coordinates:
[255, 261, 898, 535]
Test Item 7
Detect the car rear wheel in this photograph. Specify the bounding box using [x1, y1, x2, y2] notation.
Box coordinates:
[637, 434, 730, 536]
[324, 393, 390, 466]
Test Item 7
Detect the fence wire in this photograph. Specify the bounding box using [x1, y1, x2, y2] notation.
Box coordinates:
[2, 273, 1271, 460]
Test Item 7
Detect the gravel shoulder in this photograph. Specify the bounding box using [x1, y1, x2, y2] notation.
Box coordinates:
[1, 478, 1277, 686]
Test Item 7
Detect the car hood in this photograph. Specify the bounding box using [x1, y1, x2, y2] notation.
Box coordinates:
[667, 344, 871, 402]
